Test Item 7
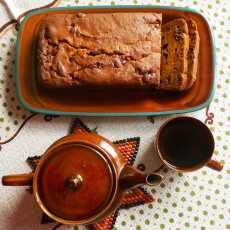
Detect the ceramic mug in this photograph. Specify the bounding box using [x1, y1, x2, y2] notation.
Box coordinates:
[155, 116, 223, 172]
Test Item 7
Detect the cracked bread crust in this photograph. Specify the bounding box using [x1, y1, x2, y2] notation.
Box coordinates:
[38, 13, 162, 88]
[160, 18, 189, 91]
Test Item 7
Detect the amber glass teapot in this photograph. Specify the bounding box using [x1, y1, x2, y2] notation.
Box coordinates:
[2, 132, 163, 225]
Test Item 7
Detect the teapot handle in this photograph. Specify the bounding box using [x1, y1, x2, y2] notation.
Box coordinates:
[2, 173, 33, 186]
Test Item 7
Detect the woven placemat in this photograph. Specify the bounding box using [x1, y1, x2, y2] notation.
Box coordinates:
[26, 118, 154, 230]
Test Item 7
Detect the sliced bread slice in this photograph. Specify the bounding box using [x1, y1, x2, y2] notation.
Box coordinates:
[160, 18, 189, 91]
[186, 19, 200, 89]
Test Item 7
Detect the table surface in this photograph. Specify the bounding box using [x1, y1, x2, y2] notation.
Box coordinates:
[0, 0, 229, 230]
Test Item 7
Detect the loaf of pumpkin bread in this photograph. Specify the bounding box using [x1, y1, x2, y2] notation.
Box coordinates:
[37, 13, 162, 88]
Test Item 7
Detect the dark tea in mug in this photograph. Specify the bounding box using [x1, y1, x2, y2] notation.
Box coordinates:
[157, 117, 214, 170]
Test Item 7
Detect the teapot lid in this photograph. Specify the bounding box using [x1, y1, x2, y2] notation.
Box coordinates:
[36, 142, 114, 222]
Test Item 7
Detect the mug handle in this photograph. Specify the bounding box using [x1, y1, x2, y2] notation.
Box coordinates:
[206, 159, 223, 171]
[2, 173, 33, 186]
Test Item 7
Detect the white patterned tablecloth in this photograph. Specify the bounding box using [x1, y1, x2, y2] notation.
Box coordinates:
[0, 0, 229, 230]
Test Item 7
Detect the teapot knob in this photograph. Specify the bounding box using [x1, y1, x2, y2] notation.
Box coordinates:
[66, 174, 83, 191]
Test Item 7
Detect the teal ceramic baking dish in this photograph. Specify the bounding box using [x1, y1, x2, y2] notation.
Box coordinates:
[15, 5, 215, 116]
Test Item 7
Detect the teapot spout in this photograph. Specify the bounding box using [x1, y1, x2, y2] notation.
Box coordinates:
[119, 165, 163, 191]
